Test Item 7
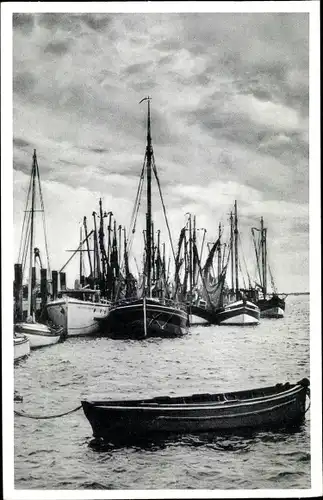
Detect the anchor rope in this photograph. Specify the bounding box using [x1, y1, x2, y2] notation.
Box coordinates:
[14, 404, 82, 419]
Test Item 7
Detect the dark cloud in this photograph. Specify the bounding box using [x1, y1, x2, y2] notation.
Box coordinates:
[123, 62, 151, 76]
[88, 147, 109, 154]
[37, 13, 75, 31]
[44, 41, 71, 56]
[80, 14, 112, 31]
[37, 13, 111, 32]
[13, 137, 32, 149]
[13, 14, 34, 34]
[13, 71, 36, 96]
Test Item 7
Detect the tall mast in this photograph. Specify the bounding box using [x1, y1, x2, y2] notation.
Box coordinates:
[218, 222, 222, 279]
[79, 225, 83, 282]
[27, 150, 37, 318]
[192, 215, 196, 288]
[234, 200, 239, 297]
[230, 211, 234, 291]
[261, 217, 267, 297]
[156, 229, 161, 281]
[92, 211, 100, 280]
[142, 97, 152, 296]
[188, 214, 193, 294]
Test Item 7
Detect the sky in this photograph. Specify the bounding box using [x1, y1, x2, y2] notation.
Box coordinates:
[12, 8, 311, 292]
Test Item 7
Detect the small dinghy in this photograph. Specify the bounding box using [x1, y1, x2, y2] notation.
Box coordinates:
[82, 378, 310, 441]
[15, 320, 63, 349]
[14, 333, 30, 361]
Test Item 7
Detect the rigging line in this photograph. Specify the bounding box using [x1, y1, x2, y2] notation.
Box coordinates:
[126, 158, 146, 255]
[193, 242, 213, 308]
[35, 157, 51, 274]
[14, 405, 82, 419]
[151, 155, 176, 265]
[238, 233, 252, 288]
[21, 217, 32, 281]
[18, 172, 33, 263]
[238, 259, 247, 289]
[268, 262, 277, 294]
[251, 228, 262, 285]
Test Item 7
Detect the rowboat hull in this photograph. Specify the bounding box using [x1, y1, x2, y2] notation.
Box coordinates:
[15, 322, 62, 348]
[46, 297, 110, 336]
[82, 379, 309, 441]
[14, 335, 30, 361]
[100, 298, 188, 339]
[216, 300, 260, 325]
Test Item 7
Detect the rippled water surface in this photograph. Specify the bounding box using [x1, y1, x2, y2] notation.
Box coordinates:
[14, 295, 310, 490]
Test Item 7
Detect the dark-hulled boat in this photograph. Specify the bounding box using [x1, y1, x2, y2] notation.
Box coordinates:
[251, 217, 286, 318]
[216, 297, 260, 325]
[99, 97, 188, 339]
[106, 297, 188, 339]
[257, 294, 286, 318]
[82, 378, 310, 441]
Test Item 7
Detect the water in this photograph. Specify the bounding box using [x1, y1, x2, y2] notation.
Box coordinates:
[14, 295, 310, 490]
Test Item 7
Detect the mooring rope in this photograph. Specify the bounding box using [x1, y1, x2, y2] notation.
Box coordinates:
[14, 404, 82, 419]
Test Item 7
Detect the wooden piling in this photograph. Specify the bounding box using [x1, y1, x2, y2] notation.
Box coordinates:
[52, 270, 58, 299]
[14, 263, 23, 322]
[40, 268, 48, 310]
[59, 272, 66, 291]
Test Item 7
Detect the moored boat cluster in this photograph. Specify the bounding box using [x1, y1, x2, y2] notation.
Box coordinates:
[13, 99, 309, 443]
[13, 99, 287, 358]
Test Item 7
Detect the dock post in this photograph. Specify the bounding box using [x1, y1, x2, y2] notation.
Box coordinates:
[59, 272, 66, 291]
[40, 268, 48, 309]
[14, 263, 23, 322]
[52, 270, 58, 300]
[31, 266, 37, 316]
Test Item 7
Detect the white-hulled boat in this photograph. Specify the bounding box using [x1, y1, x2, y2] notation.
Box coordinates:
[215, 201, 260, 326]
[46, 289, 111, 336]
[15, 150, 63, 349]
[251, 217, 286, 319]
[15, 320, 62, 348]
[216, 298, 260, 325]
[14, 334, 30, 361]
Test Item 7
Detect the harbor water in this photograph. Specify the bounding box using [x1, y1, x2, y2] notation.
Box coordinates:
[14, 295, 310, 490]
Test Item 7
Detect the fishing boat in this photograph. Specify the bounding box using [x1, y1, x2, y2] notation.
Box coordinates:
[81, 378, 310, 441]
[215, 201, 260, 325]
[14, 333, 30, 361]
[46, 207, 112, 336]
[99, 98, 188, 339]
[14, 150, 63, 348]
[46, 288, 110, 336]
[251, 217, 286, 318]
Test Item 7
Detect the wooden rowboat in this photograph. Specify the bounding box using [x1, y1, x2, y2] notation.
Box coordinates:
[82, 378, 310, 441]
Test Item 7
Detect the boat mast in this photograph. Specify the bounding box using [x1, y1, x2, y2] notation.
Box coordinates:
[261, 216, 267, 297]
[79, 225, 83, 282]
[27, 150, 37, 319]
[188, 214, 193, 295]
[230, 211, 234, 291]
[192, 215, 196, 289]
[234, 200, 239, 298]
[218, 222, 222, 279]
[143, 97, 152, 296]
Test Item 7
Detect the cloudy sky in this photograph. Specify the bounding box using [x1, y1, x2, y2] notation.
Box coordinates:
[12, 8, 311, 292]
